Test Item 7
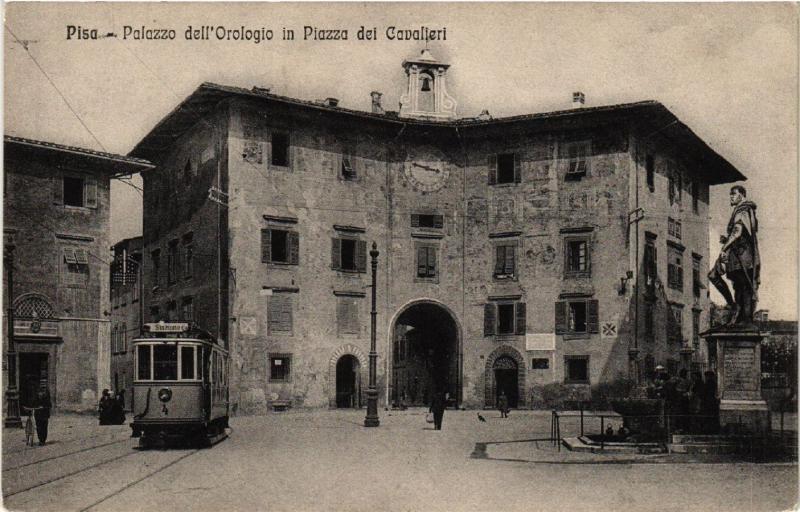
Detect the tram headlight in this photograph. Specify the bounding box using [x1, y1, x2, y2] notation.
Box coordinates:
[158, 388, 172, 403]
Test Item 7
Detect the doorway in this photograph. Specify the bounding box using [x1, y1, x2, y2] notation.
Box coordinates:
[336, 355, 361, 408]
[19, 353, 48, 409]
[493, 356, 519, 408]
[391, 302, 460, 407]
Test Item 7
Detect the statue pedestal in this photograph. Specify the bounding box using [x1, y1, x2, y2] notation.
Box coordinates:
[703, 327, 770, 435]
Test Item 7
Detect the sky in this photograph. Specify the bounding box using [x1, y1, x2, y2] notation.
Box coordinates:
[4, 2, 798, 319]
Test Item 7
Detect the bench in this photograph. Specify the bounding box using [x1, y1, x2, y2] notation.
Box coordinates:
[269, 400, 292, 412]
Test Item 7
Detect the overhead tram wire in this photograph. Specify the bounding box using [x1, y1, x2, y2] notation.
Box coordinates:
[4, 23, 144, 198]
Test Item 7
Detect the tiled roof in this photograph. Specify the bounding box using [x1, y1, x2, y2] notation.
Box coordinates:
[5, 135, 154, 170]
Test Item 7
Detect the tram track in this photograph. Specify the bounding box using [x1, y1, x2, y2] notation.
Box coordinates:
[3, 437, 131, 472]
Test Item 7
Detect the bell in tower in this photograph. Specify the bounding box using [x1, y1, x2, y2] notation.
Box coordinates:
[399, 49, 457, 120]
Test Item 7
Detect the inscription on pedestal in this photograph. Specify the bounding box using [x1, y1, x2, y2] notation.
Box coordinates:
[723, 347, 758, 392]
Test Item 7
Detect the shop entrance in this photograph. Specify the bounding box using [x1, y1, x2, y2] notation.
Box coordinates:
[493, 356, 519, 408]
[391, 302, 459, 407]
[19, 353, 48, 409]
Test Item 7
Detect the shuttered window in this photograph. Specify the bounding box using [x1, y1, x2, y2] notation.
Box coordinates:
[565, 237, 590, 276]
[269, 355, 291, 381]
[494, 244, 516, 278]
[416, 245, 437, 278]
[565, 141, 590, 181]
[554, 300, 599, 335]
[667, 245, 684, 291]
[565, 356, 590, 384]
[488, 153, 520, 185]
[62, 246, 89, 287]
[336, 297, 360, 335]
[331, 237, 366, 273]
[267, 294, 293, 335]
[646, 155, 655, 192]
[271, 132, 290, 167]
[411, 214, 444, 229]
[261, 228, 299, 265]
[484, 302, 526, 336]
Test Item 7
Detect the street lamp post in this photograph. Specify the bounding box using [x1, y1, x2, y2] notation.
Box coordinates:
[364, 242, 380, 428]
[5, 245, 21, 428]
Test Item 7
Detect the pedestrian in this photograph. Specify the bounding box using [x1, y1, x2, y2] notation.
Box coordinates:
[701, 370, 719, 434]
[674, 369, 691, 432]
[688, 371, 704, 433]
[497, 391, 509, 418]
[34, 387, 51, 446]
[429, 389, 446, 431]
[112, 390, 126, 425]
[98, 389, 112, 425]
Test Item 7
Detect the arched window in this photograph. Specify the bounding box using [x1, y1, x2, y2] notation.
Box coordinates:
[14, 294, 54, 319]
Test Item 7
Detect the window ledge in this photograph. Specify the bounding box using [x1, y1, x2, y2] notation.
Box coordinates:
[414, 277, 439, 284]
[493, 274, 517, 281]
[266, 261, 297, 268]
[564, 380, 590, 385]
[269, 164, 291, 172]
[492, 182, 518, 188]
[564, 272, 592, 279]
[562, 334, 591, 341]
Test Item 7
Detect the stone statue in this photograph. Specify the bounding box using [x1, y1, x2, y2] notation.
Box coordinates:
[708, 185, 760, 326]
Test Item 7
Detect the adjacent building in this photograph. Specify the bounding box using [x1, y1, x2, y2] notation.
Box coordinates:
[109, 236, 143, 410]
[129, 50, 745, 412]
[3, 136, 152, 412]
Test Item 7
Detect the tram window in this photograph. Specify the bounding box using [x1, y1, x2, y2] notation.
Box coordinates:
[153, 344, 178, 380]
[181, 346, 195, 380]
[137, 345, 152, 380]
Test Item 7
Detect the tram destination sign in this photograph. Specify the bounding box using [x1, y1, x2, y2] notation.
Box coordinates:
[145, 322, 190, 333]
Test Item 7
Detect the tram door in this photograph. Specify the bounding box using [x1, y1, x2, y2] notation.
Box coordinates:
[202, 347, 211, 420]
[19, 353, 48, 409]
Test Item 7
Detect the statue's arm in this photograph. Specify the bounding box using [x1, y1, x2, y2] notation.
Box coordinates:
[720, 223, 743, 256]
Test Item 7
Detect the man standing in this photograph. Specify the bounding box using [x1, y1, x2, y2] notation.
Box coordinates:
[708, 186, 760, 325]
[429, 390, 446, 431]
[34, 387, 51, 446]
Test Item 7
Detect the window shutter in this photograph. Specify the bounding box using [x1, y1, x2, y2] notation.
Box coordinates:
[261, 229, 272, 263]
[515, 302, 526, 335]
[504, 245, 515, 275]
[433, 215, 444, 229]
[356, 240, 367, 273]
[52, 175, 64, 205]
[417, 246, 427, 276]
[331, 238, 341, 270]
[288, 231, 299, 265]
[484, 303, 496, 336]
[487, 154, 497, 185]
[428, 247, 437, 277]
[555, 301, 567, 334]
[587, 300, 599, 333]
[513, 153, 521, 183]
[84, 178, 98, 208]
[411, 214, 420, 228]
[494, 246, 504, 275]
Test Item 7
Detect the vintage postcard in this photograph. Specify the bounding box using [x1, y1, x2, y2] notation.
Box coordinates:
[2, 3, 797, 511]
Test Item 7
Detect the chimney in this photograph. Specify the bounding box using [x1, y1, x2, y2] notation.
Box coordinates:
[371, 91, 384, 114]
[572, 91, 585, 108]
[477, 109, 492, 121]
[324, 97, 339, 107]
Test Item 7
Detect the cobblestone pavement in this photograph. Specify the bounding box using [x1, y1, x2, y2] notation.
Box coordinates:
[2, 410, 797, 512]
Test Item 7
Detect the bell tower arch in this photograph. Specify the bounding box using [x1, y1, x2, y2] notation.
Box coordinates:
[399, 49, 457, 120]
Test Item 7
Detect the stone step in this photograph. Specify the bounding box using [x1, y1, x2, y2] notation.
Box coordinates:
[668, 443, 739, 455]
[562, 437, 667, 454]
[671, 434, 742, 444]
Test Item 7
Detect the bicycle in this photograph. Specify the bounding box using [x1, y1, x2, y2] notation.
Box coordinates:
[22, 407, 42, 447]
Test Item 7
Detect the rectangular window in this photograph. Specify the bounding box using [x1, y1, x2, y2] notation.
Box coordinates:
[180, 346, 196, 380]
[670, 304, 684, 342]
[182, 297, 194, 322]
[483, 301, 526, 336]
[168, 239, 178, 284]
[692, 180, 700, 213]
[269, 355, 291, 382]
[488, 153, 520, 185]
[668, 166, 682, 205]
[644, 302, 654, 337]
[262, 228, 300, 265]
[411, 214, 444, 229]
[531, 358, 550, 370]
[336, 297, 360, 335]
[494, 244, 516, 279]
[267, 294, 293, 335]
[62, 247, 89, 287]
[555, 299, 599, 335]
[183, 233, 193, 279]
[565, 238, 590, 276]
[668, 218, 682, 239]
[416, 245, 437, 278]
[331, 237, 367, 273]
[153, 344, 178, 381]
[341, 154, 356, 180]
[271, 132, 289, 167]
[692, 309, 701, 350]
[63, 176, 84, 206]
[151, 249, 160, 286]
[646, 155, 655, 192]
[667, 245, 684, 291]
[564, 356, 590, 384]
[644, 238, 658, 295]
[137, 345, 152, 380]
[565, 141, 590, 181]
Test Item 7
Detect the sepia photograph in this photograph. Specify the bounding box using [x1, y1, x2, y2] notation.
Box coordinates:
[2, 2, 798, 511]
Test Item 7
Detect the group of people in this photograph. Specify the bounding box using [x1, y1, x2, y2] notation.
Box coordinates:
[647, 366, 719, 433]
[98, 389, 127, 425]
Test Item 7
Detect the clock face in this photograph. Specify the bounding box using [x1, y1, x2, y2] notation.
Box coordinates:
[403, 147, 450, 193]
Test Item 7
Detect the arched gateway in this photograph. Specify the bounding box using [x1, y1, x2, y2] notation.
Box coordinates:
[390, 301, 461, 407]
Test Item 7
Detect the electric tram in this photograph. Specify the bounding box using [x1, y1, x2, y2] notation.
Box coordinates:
[131, 322, 229, 447]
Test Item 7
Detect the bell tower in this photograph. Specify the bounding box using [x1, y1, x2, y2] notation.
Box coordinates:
[398, 49, 457, 120]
